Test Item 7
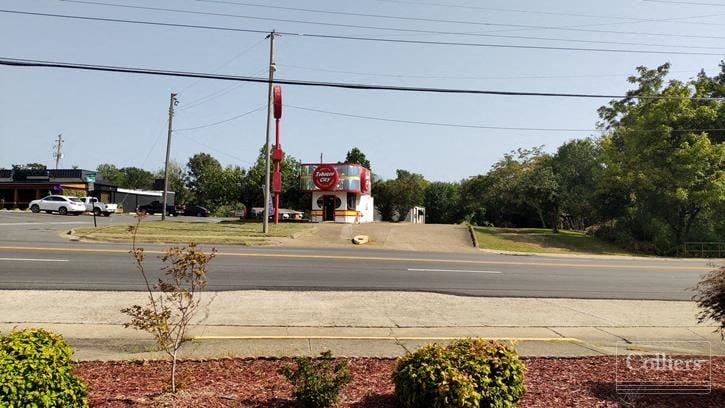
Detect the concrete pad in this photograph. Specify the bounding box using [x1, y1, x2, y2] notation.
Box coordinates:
[184, 339, 312, 359]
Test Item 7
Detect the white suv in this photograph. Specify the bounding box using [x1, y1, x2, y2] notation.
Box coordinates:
[29, 195, 87, 215]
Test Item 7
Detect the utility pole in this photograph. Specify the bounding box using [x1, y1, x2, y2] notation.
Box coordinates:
[53, 134, 64, 170]
[263, 30, 277, 234]
[162, 93, 178, 221]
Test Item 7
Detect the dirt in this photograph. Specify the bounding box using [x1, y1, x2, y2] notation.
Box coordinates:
[77, 356, 725, 407]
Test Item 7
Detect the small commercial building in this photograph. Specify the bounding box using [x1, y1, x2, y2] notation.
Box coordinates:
[0, 168, 115, 209]
[300, 163, 374, 223]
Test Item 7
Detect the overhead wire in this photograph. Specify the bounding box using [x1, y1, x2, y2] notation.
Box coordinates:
[178, 66, 268, 112]
[174, 105, 265, 132]
[5, 9, 725, 55]
[55, 0, 725, 42]
[5, 57, 725, 101]
[287, 105, 725, 133]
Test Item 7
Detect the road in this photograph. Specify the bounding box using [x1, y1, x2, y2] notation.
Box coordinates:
[0, 211, 716, 300]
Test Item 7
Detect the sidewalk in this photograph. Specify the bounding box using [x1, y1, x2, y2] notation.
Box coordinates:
[1, 290, 721, 360]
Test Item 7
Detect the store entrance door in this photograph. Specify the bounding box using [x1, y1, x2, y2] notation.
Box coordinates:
[323, 195, 336, 221]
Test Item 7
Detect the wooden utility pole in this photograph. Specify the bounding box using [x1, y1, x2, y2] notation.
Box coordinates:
[53, 134, 64, 170]
[263, 30, 277, 234]
[162, 93, 178, 221]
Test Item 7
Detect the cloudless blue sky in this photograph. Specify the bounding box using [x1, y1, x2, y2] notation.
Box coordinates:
[1, 0, 724, 181]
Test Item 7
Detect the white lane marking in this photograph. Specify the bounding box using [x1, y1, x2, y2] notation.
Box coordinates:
[408, 268, 502, 274]
[0, 258, 69, 262]
[0, 222, 87, 226]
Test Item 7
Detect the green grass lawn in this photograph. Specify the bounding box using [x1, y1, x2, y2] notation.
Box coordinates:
[473, 226, 633, 255]
[73, 220, 311, 245]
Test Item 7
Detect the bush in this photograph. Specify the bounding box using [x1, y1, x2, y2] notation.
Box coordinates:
[0, 328, 88, 407]
[393, 338, 525, 408]
[279, 350, 351, 408]
[694, 265, 725, 339]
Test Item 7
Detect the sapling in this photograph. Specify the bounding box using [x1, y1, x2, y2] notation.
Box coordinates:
[121, 213, 216, 392]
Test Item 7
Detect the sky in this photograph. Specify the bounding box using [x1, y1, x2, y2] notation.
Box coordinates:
[1, 0, 724, 182]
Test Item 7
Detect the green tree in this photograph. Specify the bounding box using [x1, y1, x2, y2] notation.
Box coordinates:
[155, 160, 190, 205]
[424, 181, 461, 224]
[120, 167, 154, 189]
[374, 170, 428, 221]
[597, 63, 725, 248]
[343, 147, 371, 172]
[552, 139, 599, 230]
[186, 153, 223, 206]
[372, 179, 395, 221]
[96, 163, 125, 186]
[240, 145, 305, 212]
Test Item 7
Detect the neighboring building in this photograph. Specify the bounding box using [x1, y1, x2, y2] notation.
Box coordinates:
[0, 168, 174, 211]
[300, 163, 374, 223]
[0, 168, 114, 209]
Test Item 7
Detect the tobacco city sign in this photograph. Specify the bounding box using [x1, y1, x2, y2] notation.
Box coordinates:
[312, 165, 339, 190]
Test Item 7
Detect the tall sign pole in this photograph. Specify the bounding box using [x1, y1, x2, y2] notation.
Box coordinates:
[162, 93, 178, 221]
[272, 86, 283, 225]
[263, 30, 277, 233]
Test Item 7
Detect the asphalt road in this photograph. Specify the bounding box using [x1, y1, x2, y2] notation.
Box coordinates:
[0, 211, 716, 300]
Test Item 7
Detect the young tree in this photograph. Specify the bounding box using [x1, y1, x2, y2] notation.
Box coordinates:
[122, 215, 216, 393]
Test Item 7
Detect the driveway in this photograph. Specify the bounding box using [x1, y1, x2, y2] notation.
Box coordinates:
[282, 222, 474, 252]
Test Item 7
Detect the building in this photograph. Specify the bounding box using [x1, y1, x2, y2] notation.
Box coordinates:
[0, 168, 174, 211]
[300, 163, 374, 223]
[0, 168, 114, 209]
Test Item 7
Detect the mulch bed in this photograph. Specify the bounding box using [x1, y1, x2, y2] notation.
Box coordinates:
[77, 356, 725, 407]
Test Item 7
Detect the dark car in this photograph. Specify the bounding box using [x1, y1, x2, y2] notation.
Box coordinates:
[183, 205, 209, 217]
[137, 200, 179, 216]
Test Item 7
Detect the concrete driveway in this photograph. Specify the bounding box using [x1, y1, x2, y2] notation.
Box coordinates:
[282, 222, 475, 252]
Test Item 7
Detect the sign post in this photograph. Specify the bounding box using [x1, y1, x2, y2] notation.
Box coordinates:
[272, 85, 283, 225]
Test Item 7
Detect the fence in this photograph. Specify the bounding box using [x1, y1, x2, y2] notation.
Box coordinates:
[680, 242, 725, 258]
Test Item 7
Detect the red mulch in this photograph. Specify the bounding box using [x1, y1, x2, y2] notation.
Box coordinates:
[76, 356, 725, 407]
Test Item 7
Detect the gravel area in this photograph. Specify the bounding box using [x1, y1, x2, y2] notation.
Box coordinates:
[77, 356, 725, 407]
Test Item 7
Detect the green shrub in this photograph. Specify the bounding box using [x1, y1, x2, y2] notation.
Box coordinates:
[0, 328, 88, 407]
[279, 350, 351, 408]
[393, 338, 525, 408]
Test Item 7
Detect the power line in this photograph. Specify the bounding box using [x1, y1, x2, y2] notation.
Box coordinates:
[288, 105, 725, 133]
[643, 0, 725, 6]
[178, 66, 268, 111]
[277, 63, 696, 81]
[287, 105, 599, 132]
[174, 105, 265, 132]
[56, 0, 725, 42]
[201, 0, 725, 30]
[5, 9, 725, 55]
[2, 57, 723, 101]
[176, 133, 251, 164]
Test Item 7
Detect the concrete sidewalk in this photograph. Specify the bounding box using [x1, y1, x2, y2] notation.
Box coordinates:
[1, 290, 721, 360]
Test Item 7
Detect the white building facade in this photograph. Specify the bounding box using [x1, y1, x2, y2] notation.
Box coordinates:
[300, 163, 374, 223]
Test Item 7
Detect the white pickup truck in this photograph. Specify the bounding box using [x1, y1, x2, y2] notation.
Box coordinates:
[80, 197, 118, 216]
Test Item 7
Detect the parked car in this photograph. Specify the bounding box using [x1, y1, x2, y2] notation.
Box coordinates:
[182, 205, 209, 217]
[137, 200, 179, 216]
[79, 196, 117, 216]
[29, 195, 86, 215]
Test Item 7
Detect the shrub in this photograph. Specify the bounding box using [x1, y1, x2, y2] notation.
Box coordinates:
[279, 350, 351, 408]
[693, 265, 725, 339]
[393, 338, 525, 408]
[0, 328, 88, 407]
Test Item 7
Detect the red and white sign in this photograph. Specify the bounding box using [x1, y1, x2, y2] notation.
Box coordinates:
[273, 86, 282, 119]
[312, 165, 339, 190]
[360, 169, 371, 194]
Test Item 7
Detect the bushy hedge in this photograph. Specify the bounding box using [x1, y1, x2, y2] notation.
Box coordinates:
[279, 350, 351, 408]
[393, 338, 525, 408]
[0, 328, 88, 407]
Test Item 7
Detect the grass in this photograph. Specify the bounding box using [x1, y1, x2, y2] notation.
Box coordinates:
[72, 219, 312, 245]
[473, 226, 633, 255]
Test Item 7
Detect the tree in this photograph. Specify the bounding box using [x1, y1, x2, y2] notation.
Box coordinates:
[155, 161, 190, 205]
[120, 167, 155, 190]
[424, 182, 461, 224]
[597, 64, 725, 248]
[552, 139, 599, 230]
[373, 170, 428, 221]
[240, 145, 305, 212]
[343, 147, 371, 172]
[372, 179, 395, 221]
[185, 153, 223, 207]
[96, 163, 125, 186]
